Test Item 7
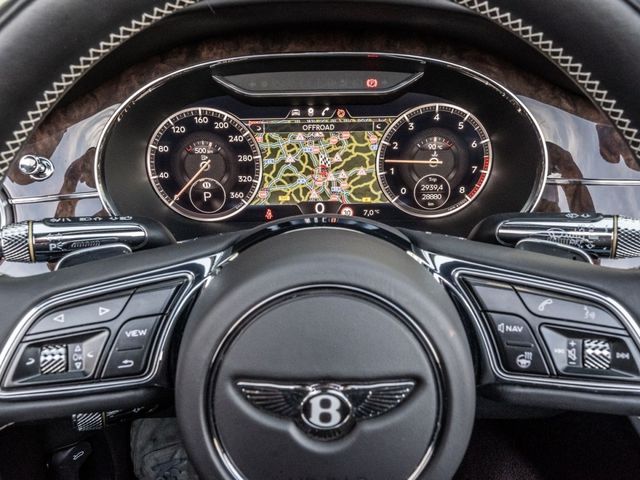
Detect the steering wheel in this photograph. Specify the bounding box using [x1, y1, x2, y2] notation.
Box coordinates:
[2, 1, 640, 479]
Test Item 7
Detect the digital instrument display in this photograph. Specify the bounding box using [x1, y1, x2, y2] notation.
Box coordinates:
[376, 103, 492, 218]
[146, 104, 494, 221]
[147, 108, 263, 221]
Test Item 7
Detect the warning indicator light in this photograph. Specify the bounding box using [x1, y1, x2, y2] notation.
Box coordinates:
[265, 208, 274, 221]
[365, 78, 379, 89]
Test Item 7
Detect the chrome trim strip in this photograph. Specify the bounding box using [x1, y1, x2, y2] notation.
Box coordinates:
[207, 283, 445, 480]
[94, 52, 549, 217]
[0, 190, 8, 228]
[421, 250, 640, 393]
[546, 178, 640, 186]
[0, 252, 226, 398]
[8, 191, 100, 205]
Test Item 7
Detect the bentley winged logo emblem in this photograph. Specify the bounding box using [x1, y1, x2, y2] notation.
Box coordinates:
[236, 379, 416, 440]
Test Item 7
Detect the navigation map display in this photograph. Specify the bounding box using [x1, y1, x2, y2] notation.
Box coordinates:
[246, 108, 392, 212]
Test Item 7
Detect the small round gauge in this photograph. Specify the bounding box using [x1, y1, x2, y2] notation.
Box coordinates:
[376, 103, 492, 218]
[147, 107, 262, 221]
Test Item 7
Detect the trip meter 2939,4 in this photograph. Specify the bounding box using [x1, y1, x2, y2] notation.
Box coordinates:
[147, 107, 262, 221]
[376, 103, 492, 218]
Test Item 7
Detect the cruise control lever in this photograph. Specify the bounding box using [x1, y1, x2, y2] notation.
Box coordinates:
[0, 216, 175, 263]
[470, 212, 640, 260]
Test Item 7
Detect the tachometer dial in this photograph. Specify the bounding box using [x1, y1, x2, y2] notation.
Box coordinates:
[147, 108, 262, 221]
[376, 103, 492, 218]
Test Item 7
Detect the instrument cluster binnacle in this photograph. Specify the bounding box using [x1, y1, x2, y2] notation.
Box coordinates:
[97, 53, 547, 238]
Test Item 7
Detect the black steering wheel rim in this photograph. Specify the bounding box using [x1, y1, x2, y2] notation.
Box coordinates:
[0, 215, 639, 477]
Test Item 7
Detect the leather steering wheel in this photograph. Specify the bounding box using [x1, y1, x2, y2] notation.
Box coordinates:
[1, 1, 640, 479]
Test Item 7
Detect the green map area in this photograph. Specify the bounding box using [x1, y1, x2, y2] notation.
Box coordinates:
[253, 127, 385, 205]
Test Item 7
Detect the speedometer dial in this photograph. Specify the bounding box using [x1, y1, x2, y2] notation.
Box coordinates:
[147, 108, 262, 221]
[376, 103, 492, 218]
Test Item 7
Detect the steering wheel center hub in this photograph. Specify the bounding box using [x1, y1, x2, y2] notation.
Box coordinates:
[210, 288, 442, 479]
[175, 228, 475, 479]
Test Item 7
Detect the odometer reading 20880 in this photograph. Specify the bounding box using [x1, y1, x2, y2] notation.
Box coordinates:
[147, 108, 262, 221]
[376, 103, 492, 218]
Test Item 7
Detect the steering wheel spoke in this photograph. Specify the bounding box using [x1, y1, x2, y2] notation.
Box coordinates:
[0, 232, 238, 422]
[405, 228, 640, 413]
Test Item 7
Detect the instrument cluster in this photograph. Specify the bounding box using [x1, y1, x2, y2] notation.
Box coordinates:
[97, 53, 547, 239]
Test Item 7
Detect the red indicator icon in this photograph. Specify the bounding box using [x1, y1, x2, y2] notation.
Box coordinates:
[365, 78, 379, 89]
[265, 208, 274, 221]
[340, 206, 355, 216]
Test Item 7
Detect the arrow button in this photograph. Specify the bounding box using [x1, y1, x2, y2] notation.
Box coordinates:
[29, 291, 133, 334]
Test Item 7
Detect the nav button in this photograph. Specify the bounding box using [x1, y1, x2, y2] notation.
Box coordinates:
[486, 313, 535, 347]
